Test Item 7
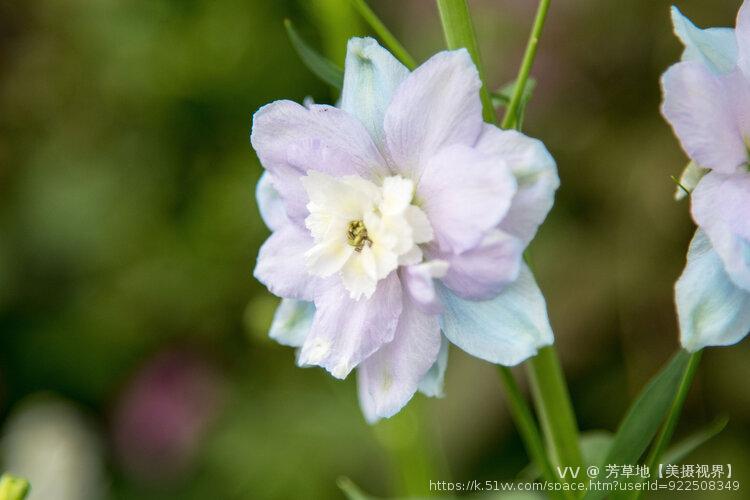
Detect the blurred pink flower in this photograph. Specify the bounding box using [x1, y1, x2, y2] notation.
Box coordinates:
[112, 349, 225, 483]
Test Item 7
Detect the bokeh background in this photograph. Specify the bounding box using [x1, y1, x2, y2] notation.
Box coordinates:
[0, 0, 748, 498]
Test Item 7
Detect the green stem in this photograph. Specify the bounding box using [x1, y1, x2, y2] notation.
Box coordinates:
[632, 350, 702, 499]
[436, 3, 573, 494]
[436, 0, 495, 122]
[497, 367, 569, 500]
[526, 347, 584, 478]
[349, 0, 417, 69]
[501, 0, 551, 130]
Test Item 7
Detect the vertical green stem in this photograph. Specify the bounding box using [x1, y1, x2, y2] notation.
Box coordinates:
[436, 0, 495, 122]
[498, 367, 569, 500]
[501, 0, 551, 129]
[526, 347, 584, 477]
[632, 350, 702, 499]
[349, 0, 416, 69]
[437, 2, 571, 493]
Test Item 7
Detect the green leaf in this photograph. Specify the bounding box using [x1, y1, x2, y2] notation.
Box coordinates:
[492, 78, 536, 129]
[284, 19, 344, 90]
[520, 430, 613, 480]
[662, 416, 728, 464]
[0, 474, 30, 500]
[583, 350, 690, 500]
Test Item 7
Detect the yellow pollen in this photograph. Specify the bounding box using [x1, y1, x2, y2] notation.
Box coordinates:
[346, 220, 371, 252]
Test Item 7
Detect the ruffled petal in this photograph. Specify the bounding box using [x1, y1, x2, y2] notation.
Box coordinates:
[418, 334, 449, 398]
[474, 125, 559, 245]
[298, 273, 403, 379]
[269, 299, 315, 347]
[254, 224, 317, 301]
[400, 260, 449, 314]
[691, 171, 750, 290]
[661, 61, 750, 173]
[357, 296, 441, 423]
[384, 49, 483, 180]
[438, 264, 554, 366]
[340, 37, 409, 147]
[438, 230, 523, 300]
[250, 100, 389, 223]
[418, 144, 517, 254]
[256, 171, 288, 231]
[676, 230, 750, 351]
[671, 6, 737, 73]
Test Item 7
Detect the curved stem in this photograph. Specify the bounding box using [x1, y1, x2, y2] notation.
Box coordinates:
[501, 0, 551, 130]
[349, 0, 417, 69]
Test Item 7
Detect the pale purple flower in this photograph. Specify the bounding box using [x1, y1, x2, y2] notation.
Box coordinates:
[252, 38, 558, 422]
[662, 4, 750, 350]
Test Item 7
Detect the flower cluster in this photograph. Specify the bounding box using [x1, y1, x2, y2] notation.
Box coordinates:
[661, 3, 750, 351]
[251, 38, 558, 422]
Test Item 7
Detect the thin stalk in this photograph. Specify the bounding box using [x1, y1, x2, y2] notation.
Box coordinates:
[501, 0, 551, 130]
[349, 0, 417, 69]
[436, 1, 569, 493]
[436, 0, 495, 122]
[526, 347, 584, 479]
[632, 350, 703, 499]
[498, 367, 569, 500]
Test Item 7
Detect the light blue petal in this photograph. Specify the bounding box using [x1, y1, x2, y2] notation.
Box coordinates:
[418, 334, 449, 398]
[256, 171, 287, 231]
[671, 6, 737, 73]
[676, 230, 750, 351]
[438, 264, 554, 366]
[269, 298, 315, 347]
[340, 37, 409, 146]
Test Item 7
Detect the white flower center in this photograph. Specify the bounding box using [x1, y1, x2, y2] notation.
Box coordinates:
[301, 171, 434, 300]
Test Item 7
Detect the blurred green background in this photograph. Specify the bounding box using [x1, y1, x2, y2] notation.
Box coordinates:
[0, 0, 748, 498]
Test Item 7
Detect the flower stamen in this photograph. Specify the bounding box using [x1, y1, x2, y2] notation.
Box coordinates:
[346, 220, 372, 252]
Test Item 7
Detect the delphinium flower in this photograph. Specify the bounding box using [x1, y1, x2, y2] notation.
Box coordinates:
[662, 3, 750, 351]
[252, 37, 559, 422]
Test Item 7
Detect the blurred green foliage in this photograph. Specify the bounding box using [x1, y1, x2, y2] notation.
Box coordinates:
[0, 0, 749, 499]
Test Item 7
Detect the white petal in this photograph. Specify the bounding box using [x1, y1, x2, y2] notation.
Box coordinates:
[298, 273, 403, 379]
[251, 100, 388, 222]
[269, 299, 315, 347]
[256, 171, 288, 231]
[674, 161, 709, 200]
[676, 230, 750, 351]
[418, 145, 517, 254]
[661, 62, 750, 173]
[305, 239, 354, 277]
[671, 6, 738, 73]
[691, 171, 750, 290]
[474, 125, 559, 245]
[401, 260, 449, 314]
[380, 176, 414, 215]
[357, 297, 441, 423]
[418, 334, 449, 398]
[341, 246, 379, 300]
[438, 264, 554, 366]
[254, 224, 317, 301]
[406, 205, 434, 244]
[341, 37, 410, 147]
[384, 49, 483, 180]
